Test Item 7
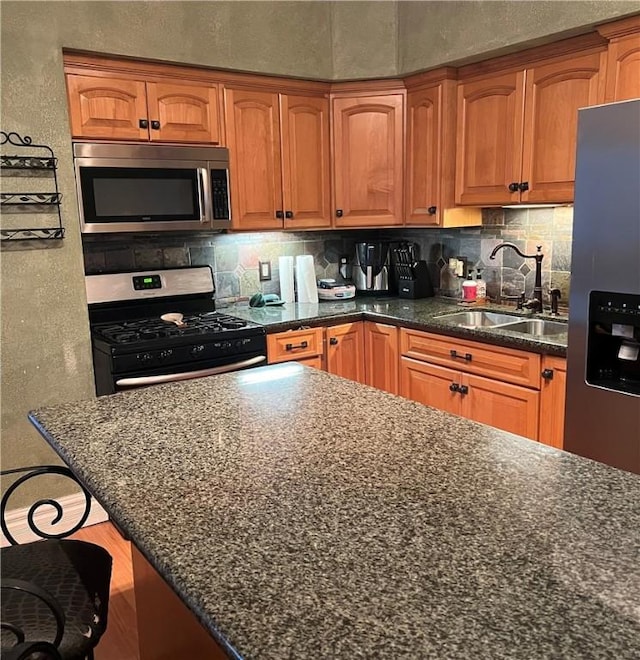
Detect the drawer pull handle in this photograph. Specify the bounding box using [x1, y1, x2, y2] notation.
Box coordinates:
[449, 383, 460, 393]
[329, 337, 338, 345]
[285, 341, 308, 351]
[541, 368, 554, 380]
[459, 385, 469, 395]
[450, 349, 472, 362]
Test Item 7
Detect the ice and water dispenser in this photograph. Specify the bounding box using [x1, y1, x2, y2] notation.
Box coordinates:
[586, 291, 640, 395]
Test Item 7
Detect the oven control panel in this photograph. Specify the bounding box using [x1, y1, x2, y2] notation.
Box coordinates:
[133, 274, 162, 290]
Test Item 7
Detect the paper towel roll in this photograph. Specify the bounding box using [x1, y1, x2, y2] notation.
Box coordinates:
[278, 256, 295, 304]
[295, 255, 318, 303]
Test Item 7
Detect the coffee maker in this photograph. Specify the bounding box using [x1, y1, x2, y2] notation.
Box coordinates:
[353, 242, 390, 293]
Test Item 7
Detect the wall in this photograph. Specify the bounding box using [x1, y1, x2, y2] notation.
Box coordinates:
[399, 0, 636, 73]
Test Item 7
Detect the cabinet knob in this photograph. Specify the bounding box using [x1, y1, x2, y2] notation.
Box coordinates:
[335, 209, 343, 218]
[427, 206, 437, 215]
[285, 211, 294, 219]
[519, 181, 529, 192]
[541, 368, 554, 380]
[329, 337, 338, 345]
[508, 182, 519, 193]
[275, 210, 284, 219]
[459, 385, 469, 395]
[449, 383, 460, 393]
[150, 120, 160, 130]
[139, 119, 149, 129]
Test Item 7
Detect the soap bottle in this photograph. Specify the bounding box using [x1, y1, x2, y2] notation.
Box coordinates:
[462, 270, 477, 302]
[475, 270, 487, 304]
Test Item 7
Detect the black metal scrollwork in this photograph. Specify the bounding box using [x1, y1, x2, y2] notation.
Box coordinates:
[1, 465, 92, 545]
[0, 131, 65, 242]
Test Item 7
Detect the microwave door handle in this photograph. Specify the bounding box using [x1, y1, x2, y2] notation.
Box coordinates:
[115, 355, 267, 388]
[197, 168, 210, 225]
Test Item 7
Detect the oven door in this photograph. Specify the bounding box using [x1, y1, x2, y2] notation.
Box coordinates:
[94, 350, 267, 396]
[75, 157, 212, 233]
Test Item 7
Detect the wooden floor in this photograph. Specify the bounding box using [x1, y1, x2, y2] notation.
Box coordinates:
[71, 522, 140, 660]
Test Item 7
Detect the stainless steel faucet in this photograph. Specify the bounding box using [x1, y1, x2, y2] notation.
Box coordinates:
[489, 243, 544, 312]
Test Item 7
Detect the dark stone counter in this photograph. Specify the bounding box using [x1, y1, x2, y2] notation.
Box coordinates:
[29, 364, 639, 659]
[221, 298, 568, 356]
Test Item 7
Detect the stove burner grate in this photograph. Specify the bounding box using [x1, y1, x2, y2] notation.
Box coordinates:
[93, 312, 250, 345]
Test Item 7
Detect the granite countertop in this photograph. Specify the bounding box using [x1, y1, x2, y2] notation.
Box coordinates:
[220, 297, 568, 356]
[29, 364, 640, 659]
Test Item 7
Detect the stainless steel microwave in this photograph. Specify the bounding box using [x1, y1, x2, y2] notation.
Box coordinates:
[73, 142, 231, 233]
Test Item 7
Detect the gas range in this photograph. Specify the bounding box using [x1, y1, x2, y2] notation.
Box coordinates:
[86, 267, 266, 395]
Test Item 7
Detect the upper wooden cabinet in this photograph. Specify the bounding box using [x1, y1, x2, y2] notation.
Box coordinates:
[224, 87, 331, 231]
[405, 71, 481, 228]
[66, 73, 221, 144]
[456, 38, 607, 205]
[331, 91, 404, 227]
[598, 16, 640, 102]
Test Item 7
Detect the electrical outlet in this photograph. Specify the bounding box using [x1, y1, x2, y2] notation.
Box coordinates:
[259, 260, 272, 281]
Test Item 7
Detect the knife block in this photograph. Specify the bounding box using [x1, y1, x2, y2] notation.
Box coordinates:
[397, 261, 434, 299]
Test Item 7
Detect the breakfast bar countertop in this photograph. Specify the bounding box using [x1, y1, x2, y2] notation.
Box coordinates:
[28, 364, 640, 659]
[221, 297, 568, 356]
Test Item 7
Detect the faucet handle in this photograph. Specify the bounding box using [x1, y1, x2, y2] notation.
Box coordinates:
[549, 288, 561, 315]
[502, 292, 525, 310]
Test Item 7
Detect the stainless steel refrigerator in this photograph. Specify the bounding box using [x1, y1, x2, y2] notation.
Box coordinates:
[564, 99, 640, 474]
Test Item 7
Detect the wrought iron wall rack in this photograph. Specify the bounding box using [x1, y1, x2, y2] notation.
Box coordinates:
[1, 131, 65, 241]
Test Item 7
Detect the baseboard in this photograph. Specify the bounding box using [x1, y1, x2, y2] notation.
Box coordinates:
[1, 493, 109, 547]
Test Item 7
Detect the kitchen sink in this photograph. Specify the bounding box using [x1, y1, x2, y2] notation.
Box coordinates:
[498, 319, 568, 337]
[436, 311, 525, 329]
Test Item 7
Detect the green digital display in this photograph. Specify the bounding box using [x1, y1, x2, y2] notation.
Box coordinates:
[143, 277, 153, 283]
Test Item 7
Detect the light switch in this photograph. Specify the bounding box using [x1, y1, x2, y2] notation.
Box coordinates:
[259, 261, 272, 281]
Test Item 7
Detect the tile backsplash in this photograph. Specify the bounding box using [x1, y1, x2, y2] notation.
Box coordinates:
[83, 206, 573, 309]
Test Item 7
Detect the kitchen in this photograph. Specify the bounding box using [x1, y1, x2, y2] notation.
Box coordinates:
[2, 1, 640, 658]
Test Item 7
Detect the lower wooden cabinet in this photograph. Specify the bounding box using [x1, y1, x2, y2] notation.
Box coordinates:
[398, 328, 552, 442]
[400, 357, 539, 440]
[326, 322, 365, 383]
[267, 327, 324, 364]
[538, 355, 567, 449]
[266, 322, 565, 446]
[363, 321, 399, 394]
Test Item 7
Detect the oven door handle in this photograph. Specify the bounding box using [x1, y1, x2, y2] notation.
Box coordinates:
[115, 355, 267, 388]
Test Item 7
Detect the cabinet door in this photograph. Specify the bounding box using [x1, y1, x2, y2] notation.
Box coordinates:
[399, 357, 462, 416]
[521, 51, 605, 204]
[405, 85, 443, 226]
[463, 373, 539, 440]
[326, 323, 365, 383]
[364, 321, 398, 394]
[66, 73, 149, 140]
[455, 70, 525, 206]
[146, 82, 220, 144]
[539, 356, 567, 449]
[224, 88, 283, 230]
[605, 33, 640, 102]
[332, 94, 404, 227]
[280, 95, 331, 229]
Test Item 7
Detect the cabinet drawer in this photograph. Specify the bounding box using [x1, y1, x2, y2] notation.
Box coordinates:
[400, 328, 541, 388]
[298, 356, 324, 370]
[267, 328, 324, 364]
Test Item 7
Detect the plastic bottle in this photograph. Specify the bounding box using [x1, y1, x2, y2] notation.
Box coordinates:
[475, 270, 487, 304]
[462, 270, 477, 302]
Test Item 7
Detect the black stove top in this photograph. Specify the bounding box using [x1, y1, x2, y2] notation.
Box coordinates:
[93, 312, 252, 346]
